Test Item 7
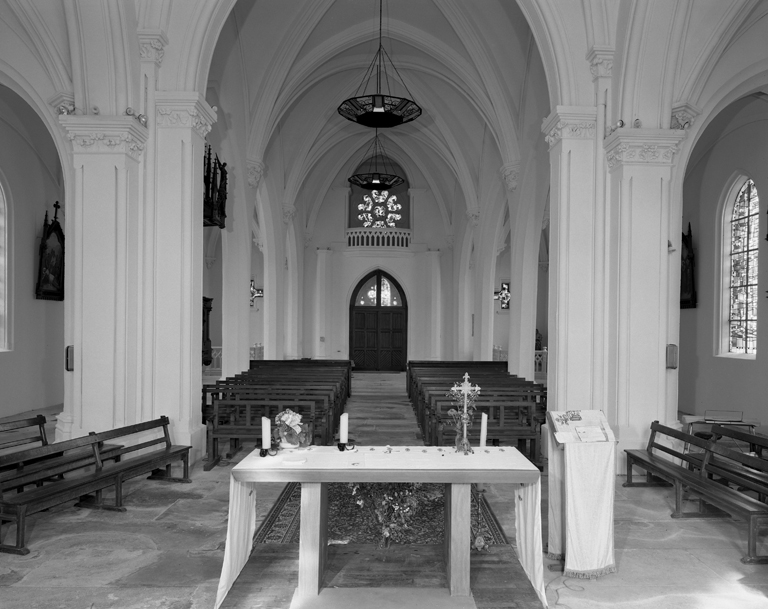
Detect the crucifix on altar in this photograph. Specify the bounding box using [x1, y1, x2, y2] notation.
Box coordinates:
[450, 372, 481, 455]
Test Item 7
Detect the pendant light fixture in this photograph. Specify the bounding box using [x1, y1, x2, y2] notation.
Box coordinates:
[348, 129, 404, 190]
[338, 0, 421, 129]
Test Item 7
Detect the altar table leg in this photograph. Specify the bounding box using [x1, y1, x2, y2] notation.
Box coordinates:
[297, 482, 328, 598]
[444, 482, 471, 596]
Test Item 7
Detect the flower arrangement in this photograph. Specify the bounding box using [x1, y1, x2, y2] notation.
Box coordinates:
[349, 482, 424, 547]
[274, 409, 311, 448]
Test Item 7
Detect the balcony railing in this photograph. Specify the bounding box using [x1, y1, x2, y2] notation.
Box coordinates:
[346, 227, 412, 248]
[202, 345, 222, 381]
[534, 348, 548, 385]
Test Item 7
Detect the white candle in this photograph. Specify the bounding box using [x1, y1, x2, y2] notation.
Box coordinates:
[340, 413, 349, 444]
[480, 412, 488, 448]
[261, 417, 270, 448]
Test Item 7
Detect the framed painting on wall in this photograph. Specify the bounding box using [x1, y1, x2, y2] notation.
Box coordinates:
[35, 201, 64, 301]
[680, 222, 696, 309]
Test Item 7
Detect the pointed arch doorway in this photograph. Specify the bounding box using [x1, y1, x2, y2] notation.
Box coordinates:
[349, 270, 408, 371]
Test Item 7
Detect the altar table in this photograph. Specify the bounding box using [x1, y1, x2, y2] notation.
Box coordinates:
[215, 445, 548, 608]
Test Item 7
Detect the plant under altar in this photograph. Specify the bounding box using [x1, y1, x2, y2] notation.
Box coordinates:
[348, 481, 427, 547]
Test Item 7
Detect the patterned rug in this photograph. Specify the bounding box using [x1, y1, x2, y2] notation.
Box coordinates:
[253, 482, 509, 546]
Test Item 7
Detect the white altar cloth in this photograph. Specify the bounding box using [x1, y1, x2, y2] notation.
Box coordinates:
[545, 413, 617, 578]
[215, 445, 548, 608]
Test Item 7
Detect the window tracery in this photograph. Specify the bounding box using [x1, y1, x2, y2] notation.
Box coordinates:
[357, 190, 402, 228]
[727, 179, 759, 355]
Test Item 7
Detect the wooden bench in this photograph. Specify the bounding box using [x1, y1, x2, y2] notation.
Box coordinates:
[689, 424, 768, 502]
[205, 399, 322, 469]
[0, 416, 191, 555]
[624, 421, 768, 564]
[0, 415, 49, 457]
[431, 398, 540, 461]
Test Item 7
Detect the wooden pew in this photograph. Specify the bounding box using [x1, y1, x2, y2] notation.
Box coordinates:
[202, 361, 350, 465]
[624, 420, 768, 564]
[205, 399, 324, 470]
[407, 362, 546, 463]
[0, 416, 190, 555]
[0, 415, 49, 457]
[406, 361, 508, 397]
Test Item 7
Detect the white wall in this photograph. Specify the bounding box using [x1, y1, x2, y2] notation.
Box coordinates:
[679, 96, 768, 433]
[250, 240, 264, 348]
[0, 85, 64, 418]
[492, 248, 511, 350]
[303, 183, 454, 362]
[203, 230, 223, 346]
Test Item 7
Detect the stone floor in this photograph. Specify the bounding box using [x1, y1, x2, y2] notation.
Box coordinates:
[1, 372, 767, 608]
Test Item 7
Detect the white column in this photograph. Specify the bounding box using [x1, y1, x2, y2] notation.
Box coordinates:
[604, 129, 685, 448]
[314, 248, 331, 358]
[219, 160, 253, 377]
[57, 116, 147, 438]
[425, 250, 443, 359]
[137, 29, 166, 423]
[153, 91, 216, 458]
[542, 107, 598, 412]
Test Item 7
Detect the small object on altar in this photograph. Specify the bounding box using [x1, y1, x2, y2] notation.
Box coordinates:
[473, 535, 490, 552]
[261, 416, 271, 448]
[480, 412, 488, 448]
[275, 409, 311, 449]
[340, 413, 349, 444]
[447, 372, 481, 455]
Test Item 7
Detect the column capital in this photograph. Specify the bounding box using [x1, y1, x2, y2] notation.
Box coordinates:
[465, 208, 480, 227]
[499, 162, 520, 192]
[59, 115, 148, 160]
[155, 92, 216, 139]
[542, 106, 597, 150]
[283, 205, 296, 224]
[670, 102, 701, 131]
[586, 46, 613, 81]
[138, 29, 168, 66]
[604, 129, 686, 171]
[247, 160, 266, 189]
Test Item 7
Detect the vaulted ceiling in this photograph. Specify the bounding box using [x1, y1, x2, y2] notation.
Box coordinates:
[206, 0, 549, 227]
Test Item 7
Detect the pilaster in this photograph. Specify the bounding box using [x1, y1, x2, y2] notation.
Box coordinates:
[425, 250, 443, 359]
[314, 248, 331, 358]
[604, 128, 685, 449]
[153, 92, 216, 457]
[542, 106, 598, 412]
[57, 116, 147, 440]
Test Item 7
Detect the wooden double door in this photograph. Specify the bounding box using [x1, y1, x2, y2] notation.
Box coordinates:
[350, 271, 407, 371]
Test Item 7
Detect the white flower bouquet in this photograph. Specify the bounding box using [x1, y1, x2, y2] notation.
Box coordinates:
[274, 409, 311, 448]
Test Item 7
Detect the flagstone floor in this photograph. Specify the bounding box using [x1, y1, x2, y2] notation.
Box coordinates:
[1, 372, 767, 608]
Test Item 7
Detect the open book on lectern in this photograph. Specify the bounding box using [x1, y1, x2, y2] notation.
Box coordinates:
[546, 409, 616, 444]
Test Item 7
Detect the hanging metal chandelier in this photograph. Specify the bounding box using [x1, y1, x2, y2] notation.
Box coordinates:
[348, 129, 404, 190]
[337, 0, 421, 129]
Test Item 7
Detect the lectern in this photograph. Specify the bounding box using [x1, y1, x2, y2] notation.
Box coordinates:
[545, 410, 617, 578]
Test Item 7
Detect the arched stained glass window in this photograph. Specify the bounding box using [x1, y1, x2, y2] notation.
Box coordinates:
[728, 179, 759, 354]
[0, 181, 7, 350]
[353, 273, 403, 307]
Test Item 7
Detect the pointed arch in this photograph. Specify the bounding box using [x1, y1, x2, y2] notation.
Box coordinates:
[0, 173, 9, 350]
[349, 269, 408, 371]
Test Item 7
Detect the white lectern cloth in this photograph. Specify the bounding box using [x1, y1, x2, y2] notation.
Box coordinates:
[214, 446, 548, 608]
[546, 425, 616, 578]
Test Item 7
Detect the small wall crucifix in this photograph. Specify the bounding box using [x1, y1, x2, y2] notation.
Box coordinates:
[494, 281, 511, 309]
